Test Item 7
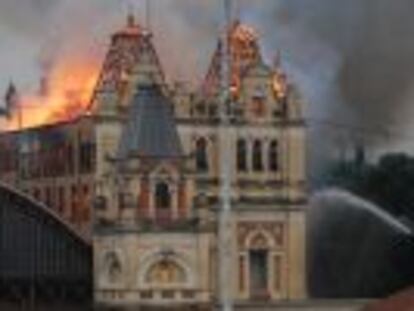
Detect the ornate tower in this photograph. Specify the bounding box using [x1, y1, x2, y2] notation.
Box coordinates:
[93, 83, 215, 308]
[176, 21, 307, 303]
[90, 14, 165, 117]
[92, 15, 167, 191]
[91, 13, 307, 309]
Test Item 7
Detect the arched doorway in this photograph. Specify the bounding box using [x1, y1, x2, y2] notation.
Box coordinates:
[248, 232, 270, 299]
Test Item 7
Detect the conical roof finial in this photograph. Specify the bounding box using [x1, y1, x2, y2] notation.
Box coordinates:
[127, 8, 136, 27]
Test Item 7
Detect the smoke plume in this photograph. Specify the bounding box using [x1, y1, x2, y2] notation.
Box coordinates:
[270, 0, 414, 146]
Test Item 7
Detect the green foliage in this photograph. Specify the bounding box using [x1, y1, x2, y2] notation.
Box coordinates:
[324, 153, 414, 221]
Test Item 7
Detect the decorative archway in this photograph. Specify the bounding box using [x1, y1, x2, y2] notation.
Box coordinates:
[138, 252, 194, 288]
[249, 231, 270, 250]
[237, 222, 286, 299]
[247, 231, 271, 299]
[145, 259, 187, 285]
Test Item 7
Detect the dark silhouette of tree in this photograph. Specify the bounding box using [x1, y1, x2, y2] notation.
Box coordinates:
[324, 152, 414, 222]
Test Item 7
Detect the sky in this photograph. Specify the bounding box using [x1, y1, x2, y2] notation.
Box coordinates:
[1, 0, 414, 172]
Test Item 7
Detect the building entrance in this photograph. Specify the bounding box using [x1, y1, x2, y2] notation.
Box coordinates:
[249, 249, 269, 299]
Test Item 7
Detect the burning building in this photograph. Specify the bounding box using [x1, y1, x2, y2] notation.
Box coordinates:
[0, 14, 308, 309]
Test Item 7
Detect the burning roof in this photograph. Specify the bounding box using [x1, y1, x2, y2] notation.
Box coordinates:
[2, 14, 159, 131]
[202, 20, 288, 101]
[2, 16, 289, 131]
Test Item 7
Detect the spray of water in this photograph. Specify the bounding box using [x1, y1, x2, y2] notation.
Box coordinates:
[312, 189, 412, 235]
[309, 188, 414, 298]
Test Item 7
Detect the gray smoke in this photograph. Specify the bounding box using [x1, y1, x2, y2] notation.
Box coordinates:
[169, 0, 414, 178]
[270, 0, 414, 140]
[258, 0, 414, 181]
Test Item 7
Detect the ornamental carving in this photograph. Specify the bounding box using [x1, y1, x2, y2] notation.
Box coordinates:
[237, 221, 285, 250]
[103, 252, 122, 284]
[146, 260, 187, 285]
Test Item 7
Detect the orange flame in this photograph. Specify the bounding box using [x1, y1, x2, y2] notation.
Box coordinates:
[273, 72, 288, 99]
[7, 55, 99, 130]
[229, 22, 260, 98]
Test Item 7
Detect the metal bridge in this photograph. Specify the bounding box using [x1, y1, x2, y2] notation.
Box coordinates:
[0, 182, 92, 304]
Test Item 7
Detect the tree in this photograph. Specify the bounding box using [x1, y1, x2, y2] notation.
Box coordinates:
[324, 152, 414, 221]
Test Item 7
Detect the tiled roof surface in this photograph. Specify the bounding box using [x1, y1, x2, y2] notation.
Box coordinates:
[117, 84, 183, 159]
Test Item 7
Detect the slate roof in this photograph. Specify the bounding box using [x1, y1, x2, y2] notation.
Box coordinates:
[117, 84, 183, 159]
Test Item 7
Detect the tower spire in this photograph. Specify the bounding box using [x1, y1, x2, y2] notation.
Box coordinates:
[126, 0, 135, 27]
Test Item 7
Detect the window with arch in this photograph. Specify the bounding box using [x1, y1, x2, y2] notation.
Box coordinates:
[237, 139, 248, 172]
[195, 138, 209, 172]
[252, 140, 263, 172]
[248, 232, 270, 298]
[155, 182, 171, 210]
[269, 140, 279, 172]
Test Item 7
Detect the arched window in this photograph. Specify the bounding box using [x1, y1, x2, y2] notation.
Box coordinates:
[269, 140, 279, 172]
[252, 140, 263, 172]
[237, 139, 248, 172]
[195, 138, 209, 172]
[155, 182, 171, 210]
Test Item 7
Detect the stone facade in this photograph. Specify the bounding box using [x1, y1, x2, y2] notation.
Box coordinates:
[0, 117, 95, 236]
[93, 18, 307, 309]
[0, 16, 310, 309]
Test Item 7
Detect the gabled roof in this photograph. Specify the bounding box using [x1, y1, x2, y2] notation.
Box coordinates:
[90, 17, 165, 114]
[117, 84, 183, 159]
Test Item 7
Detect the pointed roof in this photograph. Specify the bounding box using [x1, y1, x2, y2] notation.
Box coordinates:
[90, 15, 165, 114]
[117, 84, 183, 159]
[114, 13, 141, 37]
[202, 21, 262, 98]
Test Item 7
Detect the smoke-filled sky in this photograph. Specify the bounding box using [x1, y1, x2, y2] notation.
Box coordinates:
[1, 0, 414, 164]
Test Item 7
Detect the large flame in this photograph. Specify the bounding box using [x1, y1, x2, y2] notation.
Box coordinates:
[229, 22, 260, 98]
[7, 55, 99, 130]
